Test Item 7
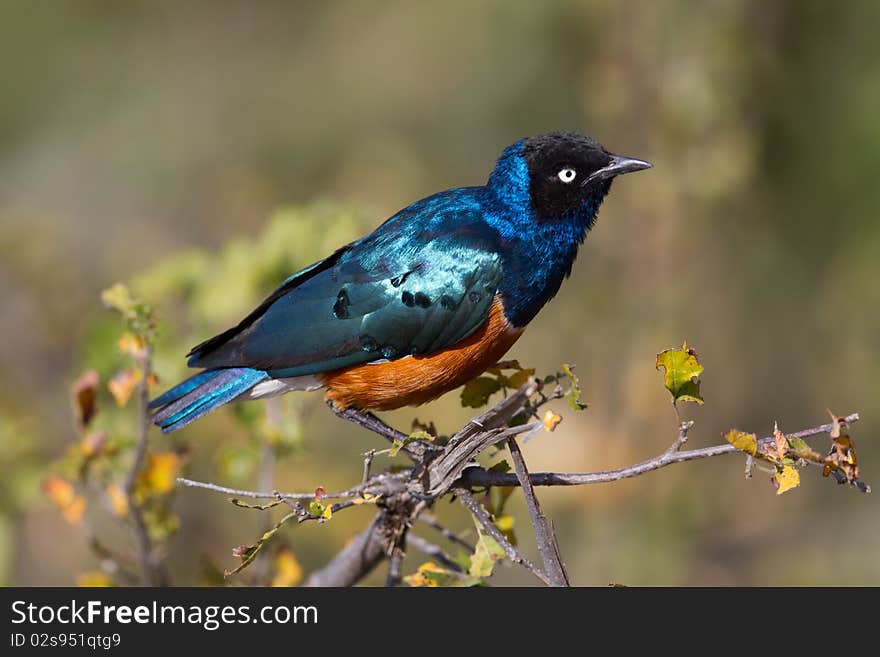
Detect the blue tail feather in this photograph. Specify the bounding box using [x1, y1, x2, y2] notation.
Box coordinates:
[150, 368, 268, 434]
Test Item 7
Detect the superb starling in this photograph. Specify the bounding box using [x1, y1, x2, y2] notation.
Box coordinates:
[150, 132, 651, 432]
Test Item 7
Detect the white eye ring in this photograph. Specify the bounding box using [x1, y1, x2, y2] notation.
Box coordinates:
[557, 168, 576, 183]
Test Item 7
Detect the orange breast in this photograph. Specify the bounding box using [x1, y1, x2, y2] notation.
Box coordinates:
[321, 296, 523, 411]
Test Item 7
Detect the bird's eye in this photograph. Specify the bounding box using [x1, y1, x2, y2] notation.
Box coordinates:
[557, 168, 576, 183]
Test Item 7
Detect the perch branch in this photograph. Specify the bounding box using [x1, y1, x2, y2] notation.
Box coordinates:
[455, 488, 554, 587]
[461, 413, 861, 489]
[506, 437, 569, 586]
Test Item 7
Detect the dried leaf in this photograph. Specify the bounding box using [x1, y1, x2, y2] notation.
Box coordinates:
[768, 421, 788, 460]
[117, 333, 148, 359]
[775, 465, 801, 495]
[71, 370, 100, 430]
[108, 369, 141, 407]
[271, 548, 303, 587]
[542, 410, 563, 432]
[655, 342, 704, 405]
[44, 476, 87, 525]
[724, 429, 757, 456]
[460, 376, 502, 408]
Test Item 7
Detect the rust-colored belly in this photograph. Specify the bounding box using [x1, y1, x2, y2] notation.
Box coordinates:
[321, 297, 523, 410]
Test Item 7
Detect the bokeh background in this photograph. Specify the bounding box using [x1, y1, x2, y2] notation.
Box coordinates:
[1, 0, 877, 586]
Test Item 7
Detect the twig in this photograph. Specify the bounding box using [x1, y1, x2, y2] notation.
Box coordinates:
[123, 346, 168, 586]
[176, 475, 403, 500]
[329, 404, 424, 458]
[407, 534, 465, 572]
[664, 420, 694, 456]
[416, 516, 475, 553]
[461, 413, 861, 489]
[362, 449, 376, 485]
[455, 488, 554, 587]
[385, 551, 403, 587]
[506, 437, 568, 586]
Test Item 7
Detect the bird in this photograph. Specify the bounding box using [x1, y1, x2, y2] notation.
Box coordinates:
[149, 131, 651, 433]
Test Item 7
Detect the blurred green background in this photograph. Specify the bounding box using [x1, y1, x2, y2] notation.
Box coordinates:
[1, 0, 877, 586]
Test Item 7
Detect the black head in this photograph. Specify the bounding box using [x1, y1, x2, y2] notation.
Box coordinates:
[521, 132, 651, 221]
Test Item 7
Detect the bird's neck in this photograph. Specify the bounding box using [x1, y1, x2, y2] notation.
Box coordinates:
[483, 141, 608, 327]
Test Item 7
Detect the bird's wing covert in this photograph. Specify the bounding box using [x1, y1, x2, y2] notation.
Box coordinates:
[187, 233, 503, 377]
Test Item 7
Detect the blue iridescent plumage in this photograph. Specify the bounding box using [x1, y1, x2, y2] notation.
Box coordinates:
[150, 132, 651, 432]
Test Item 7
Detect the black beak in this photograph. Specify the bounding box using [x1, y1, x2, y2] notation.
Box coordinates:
[582, 154, 652, 186]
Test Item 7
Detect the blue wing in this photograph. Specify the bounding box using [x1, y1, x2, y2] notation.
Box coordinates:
[187, 190, 504, 378]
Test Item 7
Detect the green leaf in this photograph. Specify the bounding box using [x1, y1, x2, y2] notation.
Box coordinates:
[562, 363, 588, 411]
[655, 342, 704, 405]
[724, 429, 757, 455]
[488, 460, 510, 474]
[460, 376, 502, 408]
[469, 523, 507, 578]
[389, 430, 435, 457]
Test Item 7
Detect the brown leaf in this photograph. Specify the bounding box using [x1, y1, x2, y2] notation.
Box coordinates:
[71, 370, 100, 430]
[768, 421, 789, 461]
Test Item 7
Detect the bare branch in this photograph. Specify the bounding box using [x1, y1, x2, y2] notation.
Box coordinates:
[461, 413, 861, 489]
[176, 472, 407, 500]
[506, 436, 568, 586]
[455, 487, 554, 587]
[407, 534, 465, 572]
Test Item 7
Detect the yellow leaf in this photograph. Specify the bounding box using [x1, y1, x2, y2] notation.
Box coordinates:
[271, 549, 303, 587]
[724, 429, 757, 456]
[656, 342, 704, 405]
[44, 475, 87, 525]
[322, 505, 333, 520]
[775, 466, 800, 495]
[542, 410, 562, 432]
[106, 484, 128, 518]
[137, 452, 181, 497]
[404, 562, 440, 587]
[76, 571, 115, 587]
[108, 369, 141, 406]
[117, 333, 147, 359]
[62, 496, 87, 525]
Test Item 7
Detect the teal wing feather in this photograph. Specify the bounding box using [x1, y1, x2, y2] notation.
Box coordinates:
[188, 203, 504, 377]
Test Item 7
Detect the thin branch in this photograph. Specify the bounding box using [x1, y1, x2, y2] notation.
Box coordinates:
[176, 473, 406, 500]
[664, 420, 694, 456]
[461, 413, 861, 489]
[506, 437, 568, 587]
[329, 404, 424, 458]
[455, 488, 554, 587]
[407, 534, 465, 572]
[416, 516, 475, 553]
